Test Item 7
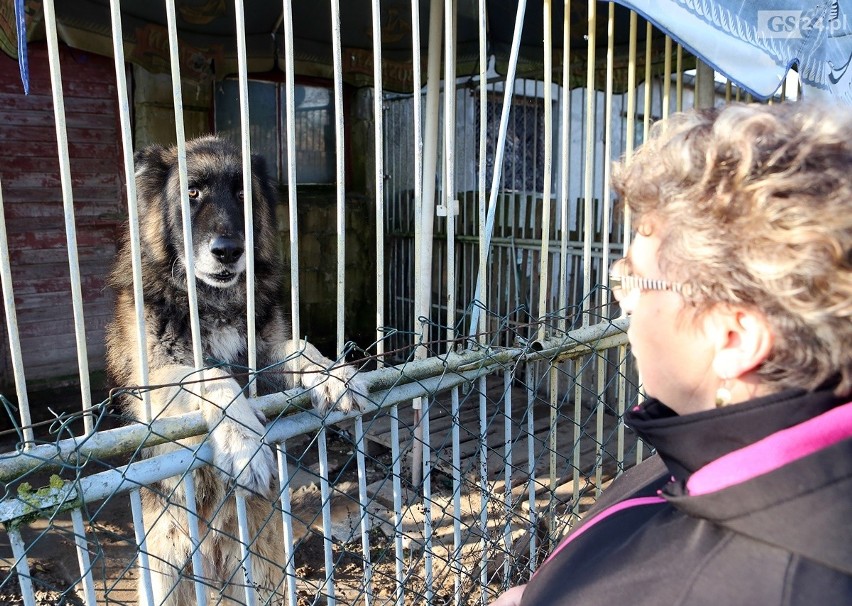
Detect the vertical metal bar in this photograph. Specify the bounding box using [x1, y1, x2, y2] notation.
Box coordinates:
[602, 2, 615, 304]
[234, 0, 257, 396]
[443, 0, 457, 335]
[675, 43, 683, 112]
[354, 416, 373, 606]
[70, 508, 96, 604]
[440, 4, 457, 596]
[42, 0, 94, 434]
[8, 528, 36, 606]
[0, 181, 32, 444]
[536, 0, 553, 341]
[235, 494, 258, 606]
[478, 376, 489, 605]
[372, 0, 386, 361]
[450, 386, 462, 605]
[389, 405, 404, 606]
[617, 12, 637, 470]
[571, 358, 582, 526]
[421, 397, 434, 603]
[662, 36, 672, 119]
[410, 0, 423, 356]
[412, 0, 442, 498]
[318, 428, 336, 605]
[527, 367, 539, 571]
[330, 0, 346, 352]
[281, 0, 301, 339]
[109, 0, 151, 421]
[580, 0, 596, 327]
[467, 0, 527, 338]
[130, 489, 156, 606]
[595, 361, 605, 496]
[557, 0, 571, 334]
[643, 22, 653, 144]
[183, 472, 208, 606]
[502, 369, 513, 579]
[164, 0, 204, 371]
[476, 0, 488, 344]
[277, 442, 299, 606]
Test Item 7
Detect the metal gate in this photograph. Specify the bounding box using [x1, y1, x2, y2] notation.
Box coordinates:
[0, 1, 764, 605]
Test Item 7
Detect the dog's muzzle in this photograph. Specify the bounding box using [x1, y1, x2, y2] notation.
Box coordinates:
[195, 236, 247, 287]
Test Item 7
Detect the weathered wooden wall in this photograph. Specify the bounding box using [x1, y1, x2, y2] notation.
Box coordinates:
[0, 43, 123, 394]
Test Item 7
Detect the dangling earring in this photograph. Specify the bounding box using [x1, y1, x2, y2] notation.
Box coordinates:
[715, 380, 732, 408]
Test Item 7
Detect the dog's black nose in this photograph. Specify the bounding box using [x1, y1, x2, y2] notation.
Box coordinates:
[210, 237, 244, 264]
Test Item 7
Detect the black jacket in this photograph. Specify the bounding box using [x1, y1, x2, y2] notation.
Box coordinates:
[520, 386, 852, 605]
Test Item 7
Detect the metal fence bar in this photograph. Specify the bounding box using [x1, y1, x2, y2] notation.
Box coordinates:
[276, 441, 299, 606]
[372, 0, 386, 361]
[580, 0, 596, 327]
[0, 180, 31, 445]
[389, 405, 405, 606]
[130, 489, 156, 606]
[108, 0, 152, 421]
[236, 494, 258, 606]
[234, 0, 258, 396]
[467, 0, 527, 339]
[354, 416, 374, 606]
[450, 385, 462, 605]
[42, 0, 94, 435]
[536, 0, 554, 342]
[330, 0, 346, 353]
[8, 527, 36, 606]
[502, 369, 513, 578]
[165, 0, 204, 372]
[317, 426, 337, 604]
[477, 376, 488, 605]
[281, 0, 301, 339]
[70, 508, 96, 604]
[182, 472, 209, 606]
[527, 366, 539, 572]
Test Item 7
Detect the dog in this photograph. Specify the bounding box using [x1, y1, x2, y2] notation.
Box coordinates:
[105, 135, 365, 604]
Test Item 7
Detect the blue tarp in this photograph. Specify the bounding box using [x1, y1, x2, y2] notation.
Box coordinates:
[614, 0, 852, 103]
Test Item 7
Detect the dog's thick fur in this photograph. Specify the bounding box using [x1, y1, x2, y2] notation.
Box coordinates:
[106, 136, 364, 605]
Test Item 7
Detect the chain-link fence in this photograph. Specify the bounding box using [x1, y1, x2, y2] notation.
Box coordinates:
[1, 306, 643, 606]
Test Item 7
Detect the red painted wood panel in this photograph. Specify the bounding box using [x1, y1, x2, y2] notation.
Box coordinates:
[0, 43, 124, 391]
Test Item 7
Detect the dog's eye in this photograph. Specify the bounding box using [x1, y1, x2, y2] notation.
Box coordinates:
[188, 187, 201, 200]
[236, 190, 245, 202]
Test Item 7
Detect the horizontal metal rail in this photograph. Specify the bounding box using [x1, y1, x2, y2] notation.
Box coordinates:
[0, 317, 627, 486]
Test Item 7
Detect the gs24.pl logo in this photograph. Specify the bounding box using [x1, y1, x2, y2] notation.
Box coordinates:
[758, 10, 847, 39]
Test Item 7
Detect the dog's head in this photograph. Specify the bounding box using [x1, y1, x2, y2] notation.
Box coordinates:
[133, 136, 277, 290]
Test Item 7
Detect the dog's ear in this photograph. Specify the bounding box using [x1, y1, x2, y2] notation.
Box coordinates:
[249, 153, 272, 184]
[249, 153, 278, 205]
[133, 144, 171, 200]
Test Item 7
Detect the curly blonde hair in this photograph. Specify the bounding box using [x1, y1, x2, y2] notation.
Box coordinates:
[611, 102, 852, 396]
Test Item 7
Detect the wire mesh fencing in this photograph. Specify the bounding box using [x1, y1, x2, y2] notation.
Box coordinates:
[0, 301, 645, 606]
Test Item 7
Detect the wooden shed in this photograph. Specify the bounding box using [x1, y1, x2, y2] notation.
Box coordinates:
[0, 43, 123, 399]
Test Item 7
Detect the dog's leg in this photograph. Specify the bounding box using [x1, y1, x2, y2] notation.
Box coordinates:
[269, 339, 369, 415]
[145, 365, 276, 497]
[142, 498, 202, 606]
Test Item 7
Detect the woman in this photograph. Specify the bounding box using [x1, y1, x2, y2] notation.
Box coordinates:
[493, 102, 851, 605]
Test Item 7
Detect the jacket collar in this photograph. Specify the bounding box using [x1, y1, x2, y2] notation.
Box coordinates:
[625, 385, 846, 483]
[627, 386, 852, 574]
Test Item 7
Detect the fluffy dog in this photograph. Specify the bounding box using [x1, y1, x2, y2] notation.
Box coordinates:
[106, 136, 365, 604]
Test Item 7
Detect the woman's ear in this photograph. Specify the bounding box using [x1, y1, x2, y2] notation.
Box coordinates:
[709, 306, 774, 380]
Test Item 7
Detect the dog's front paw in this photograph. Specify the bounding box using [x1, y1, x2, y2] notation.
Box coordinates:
[213, 424, 276, 497]
[202, 381, 277, 497]
[303, 363, 369, 416]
